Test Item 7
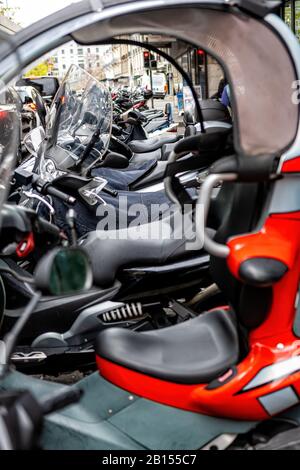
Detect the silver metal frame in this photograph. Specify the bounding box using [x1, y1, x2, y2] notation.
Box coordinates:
[197, 172, 237, 258]
[164, 145, 238, 258]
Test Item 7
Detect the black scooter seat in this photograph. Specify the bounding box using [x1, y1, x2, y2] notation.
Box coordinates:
[129, 161, 168, 190]
[81, 218, 206, 287]
[131, 148, 162, 164]
[129, 152, 192, 190]
[96, 309, 239, 384]
[129, 134, 179, 153]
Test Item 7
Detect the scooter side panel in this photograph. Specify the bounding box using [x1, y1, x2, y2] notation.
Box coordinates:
[1, 371, 257, 450]
[41, 419, 146, 450]
[47, 372, 258, 450]
[0, 371, 145, 450]
[107, 397, 255, 450]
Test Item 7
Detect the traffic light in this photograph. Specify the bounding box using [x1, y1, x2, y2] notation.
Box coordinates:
[197, 49, 205, 66]
[151, 56, 157, 69]
[143, 51, 157, 69]
[143, 51, 150, 68]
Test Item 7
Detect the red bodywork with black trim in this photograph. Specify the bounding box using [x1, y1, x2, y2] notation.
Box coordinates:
[96, 158, 300, 421]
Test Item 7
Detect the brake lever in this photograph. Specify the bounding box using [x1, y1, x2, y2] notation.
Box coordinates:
[23, 190, 55, 215]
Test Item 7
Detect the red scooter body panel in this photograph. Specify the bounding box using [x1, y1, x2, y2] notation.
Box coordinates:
[97, 208, 300, 420]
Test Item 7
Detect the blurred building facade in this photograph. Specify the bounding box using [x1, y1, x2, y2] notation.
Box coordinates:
[98, 34, 221, 99]
[44, 35, 223, 99]
[51, 41, 102, 79]
[29, 27, 224, 99]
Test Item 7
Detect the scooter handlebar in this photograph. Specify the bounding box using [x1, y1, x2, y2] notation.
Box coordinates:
[45, 185, 76, 205]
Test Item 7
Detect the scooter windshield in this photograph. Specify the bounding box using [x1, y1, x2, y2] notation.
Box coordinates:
[41, 65, 112, 180]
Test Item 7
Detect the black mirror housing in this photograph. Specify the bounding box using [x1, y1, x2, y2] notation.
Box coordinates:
[34, 248, 92, 296]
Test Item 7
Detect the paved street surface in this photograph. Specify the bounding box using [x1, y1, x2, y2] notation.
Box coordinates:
[151, 95, 184, 135]
[152, 95, 183, 124]
[33, 370, 89, 384]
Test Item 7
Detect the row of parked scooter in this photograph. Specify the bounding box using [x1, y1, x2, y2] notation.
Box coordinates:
[0, 0, 299, 449]
[9, 75, 176, 165]
[112, 86, 177, 136]
[2, 64, 232, 372]
[0, 59, 238, 449]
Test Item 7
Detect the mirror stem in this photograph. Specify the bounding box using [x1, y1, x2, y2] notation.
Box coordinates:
[66, 209, 77, 246]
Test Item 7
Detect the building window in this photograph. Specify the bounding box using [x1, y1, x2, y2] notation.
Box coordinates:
[70, 48, 73, 54]
[63, 64, 66, 69]
[285, 1, 292, 29]
[296, 1, 300, 40]
[280, 1, 300, 38]
[61, 49, 65, 54]
[78, 48, 83, 55]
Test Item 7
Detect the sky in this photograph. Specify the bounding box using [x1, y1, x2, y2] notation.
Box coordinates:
[8, 0, 81, 27]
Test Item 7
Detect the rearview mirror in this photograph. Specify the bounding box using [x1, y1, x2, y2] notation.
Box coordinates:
[34, 248, 92, 296]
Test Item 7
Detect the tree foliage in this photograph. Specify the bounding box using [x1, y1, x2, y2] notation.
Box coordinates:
[0, 1, 18, 20]
[25, 62, 49, 78]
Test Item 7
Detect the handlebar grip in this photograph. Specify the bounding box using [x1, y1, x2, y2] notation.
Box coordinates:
[102, 186, 118, 197]
[46, 185, 76, 205]
[41, 387, 83, 415]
